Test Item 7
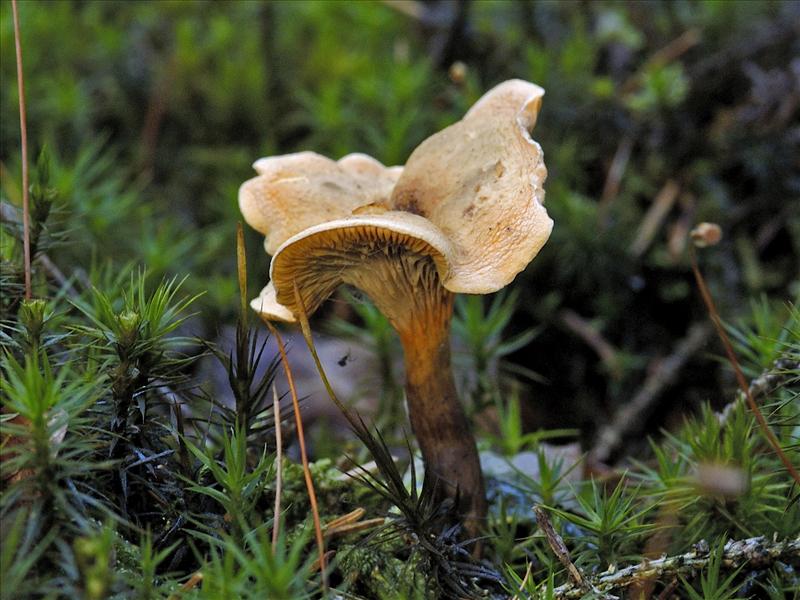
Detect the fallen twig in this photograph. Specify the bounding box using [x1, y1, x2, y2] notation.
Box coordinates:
[559, 309, 620, 376]
[322, 507, 384, 540]
[551, 535, 800, 599]
[620, 29, 701, 96]
[716, 356, 800, 427]
[597, 134, 634, 225]
[167, 571, 203, 599]
[533, 505, 586, 590]
[654, 578, 679, 600]
[629, 179, 681, 257]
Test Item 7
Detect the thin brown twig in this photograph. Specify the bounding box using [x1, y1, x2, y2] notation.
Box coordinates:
[271, 385, 283, 551]
[138, 57, 176, 176]
[654, 578, 679, 600]
[533, 505, 585, 589]
[511, 560, 533, 600]
[552, 535, 799, 598]
[620, 29, 702, 95]
[690, 249, 800, 486]
[11, 0, 31, 299]
[322, 508, 383, 540]
[167, 571, 203, 600]
[261, 317, 328, 591]
[629, 179, 682, 257]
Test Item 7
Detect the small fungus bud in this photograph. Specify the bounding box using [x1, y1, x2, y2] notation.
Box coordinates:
[690, 222, 722, 248]
[448, 61, 467, 84]
[694, 462, 748, 497]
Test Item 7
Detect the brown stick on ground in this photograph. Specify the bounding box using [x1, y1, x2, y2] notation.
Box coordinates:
[533, 505, 586, 590]
[597, 134, 634, 226]
[620, 29, 702, 96]
[559, 309, 620, 376]
[629, 179, 682, 257]
[551, 536, 800, 599]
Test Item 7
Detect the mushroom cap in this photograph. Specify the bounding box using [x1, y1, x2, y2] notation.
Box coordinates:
[240, 152, 403, 255]
[390, 79, 551, 293]
[241, 79, 552, 321]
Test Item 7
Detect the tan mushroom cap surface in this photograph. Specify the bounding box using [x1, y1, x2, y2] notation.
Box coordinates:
[390, 79, 551, 293]
[240, 152, 403, 255]
[241, 79, 553, 321]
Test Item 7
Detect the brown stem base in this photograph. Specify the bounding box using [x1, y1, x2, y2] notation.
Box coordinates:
[399, 296, 487, 539]
[341, 248, 487, 539]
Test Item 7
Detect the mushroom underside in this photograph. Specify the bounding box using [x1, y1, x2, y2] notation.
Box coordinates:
[269, 223, 451, 326]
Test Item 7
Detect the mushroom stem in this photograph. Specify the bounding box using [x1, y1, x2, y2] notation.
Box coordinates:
[341, 248, 487, 537]
[398, 297, 487, 537]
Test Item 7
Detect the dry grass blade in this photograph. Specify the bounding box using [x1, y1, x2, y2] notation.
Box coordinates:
[168, 571, 203, 599]
[239, 221, 325, 586]
[236, 222, 248, 321]
[11, 0, 31, 299]
[323, 508, 384, 540]
[534, 505, 585, 589]
[261, 317, 328, 591]
[271, 385, 283, 552]
[290, 280, 360, 430]
[511, 560, 533, 600]
[324, 507, 366, 531]
[690, 249, 800, 486]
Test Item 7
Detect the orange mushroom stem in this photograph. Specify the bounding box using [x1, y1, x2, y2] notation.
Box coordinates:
[343, 247, 486, 532]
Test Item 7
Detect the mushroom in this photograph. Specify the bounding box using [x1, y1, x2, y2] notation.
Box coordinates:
[240, 79, 553, 535]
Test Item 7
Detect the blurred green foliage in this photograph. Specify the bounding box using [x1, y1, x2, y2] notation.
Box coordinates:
[1, 1, 799, 597]
[3, 0, 797, 439]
